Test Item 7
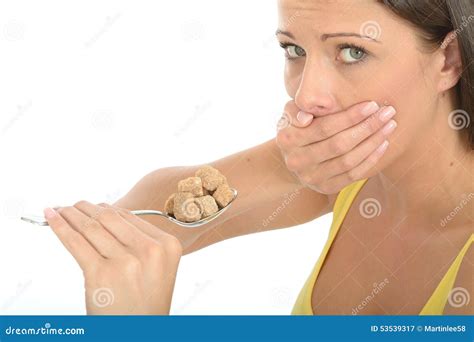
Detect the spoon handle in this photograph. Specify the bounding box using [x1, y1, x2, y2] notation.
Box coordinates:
[21, 210, 169, 226]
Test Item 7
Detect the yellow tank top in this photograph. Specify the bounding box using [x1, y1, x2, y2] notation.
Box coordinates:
[292, 178, 473, 315]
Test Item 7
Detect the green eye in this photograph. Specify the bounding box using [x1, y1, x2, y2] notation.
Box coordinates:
[280, 43, 306, 59]
[339, 46, 367, 64]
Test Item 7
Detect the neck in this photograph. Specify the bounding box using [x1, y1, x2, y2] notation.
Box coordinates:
[378, 99, 473, 227]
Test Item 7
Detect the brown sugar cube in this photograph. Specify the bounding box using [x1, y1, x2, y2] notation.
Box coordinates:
[164, 193, 176, 215]
[178, 177, 204, 196]
[212, 183, 234, 208]
[195, 195, 218, 218]
[173, 192, 202, 222]
[195, 165, 227, 191]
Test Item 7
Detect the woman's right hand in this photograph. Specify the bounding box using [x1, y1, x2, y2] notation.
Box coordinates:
[276, 100, 397, 194]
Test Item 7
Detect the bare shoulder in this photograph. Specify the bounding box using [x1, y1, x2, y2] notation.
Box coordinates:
[443, 239, 473, 315]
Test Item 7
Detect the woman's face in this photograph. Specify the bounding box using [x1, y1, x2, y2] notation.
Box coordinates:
[277, 0, 446, 173]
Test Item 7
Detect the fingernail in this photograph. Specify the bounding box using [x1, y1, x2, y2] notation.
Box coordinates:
[379, 106, 396, 122]
[376, 140, 389, 154]
[361, 101, 380, 116]
[382, 120, 397, 135]
[297, 111, 313, 125]
[44, 207, 57, 219]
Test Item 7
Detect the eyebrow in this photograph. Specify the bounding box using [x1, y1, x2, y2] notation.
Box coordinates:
[275, 29, 381, 43]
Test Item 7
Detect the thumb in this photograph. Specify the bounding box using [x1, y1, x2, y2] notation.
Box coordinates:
[294, 110, 314, 127]
[278, 101, 314, 129]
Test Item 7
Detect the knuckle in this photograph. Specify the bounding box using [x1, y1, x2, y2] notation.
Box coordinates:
[82, 218, 102, 233]
[339, 155, 356, 171]
[300, 173, 314, 186]
[95, 207, 118, 223]
[143, 242, 165, 260]
[276, 130, 291, 149]
[328, 138, 346, 155]
[163, 235, 183, 256]
[347, 168, 359, 181]
[73, 200, 88, 209]
[58, 206, 74, 216]
[315, 118, 331, 139]
[285, 153, 301, 172]
[122, 254, 142, 274]
[366, 115, 380, 132]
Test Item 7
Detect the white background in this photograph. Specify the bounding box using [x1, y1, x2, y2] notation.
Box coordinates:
[0, 0, 332, 314]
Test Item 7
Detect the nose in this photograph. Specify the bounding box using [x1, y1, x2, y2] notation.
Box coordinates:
[294, 61, 337, 116]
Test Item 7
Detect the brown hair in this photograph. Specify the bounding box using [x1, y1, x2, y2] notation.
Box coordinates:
[379, 0, 474, 149]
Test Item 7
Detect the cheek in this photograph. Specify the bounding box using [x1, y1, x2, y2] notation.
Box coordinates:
[371, 64, 434, 143]
[284, 62, 302, 97]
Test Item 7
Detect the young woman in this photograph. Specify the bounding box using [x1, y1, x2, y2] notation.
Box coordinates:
[45, 0, 473, 315]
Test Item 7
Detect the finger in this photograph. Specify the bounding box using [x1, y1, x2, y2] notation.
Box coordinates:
[74, 200, 144, 248]
[314, 120, 396, 178]
[283, 101, 314, 128]
[101, 203, 177, 243]
[292, 101, 381, 147]
[322, 139, 390, 193]
[287, 108, 396, 168]
[44, 207, 103, 269]
[101, 204, 183, 257]
[56, 205, 125, 258]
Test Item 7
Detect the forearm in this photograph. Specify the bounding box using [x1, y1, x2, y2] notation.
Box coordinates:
[114, 138, 327, 254]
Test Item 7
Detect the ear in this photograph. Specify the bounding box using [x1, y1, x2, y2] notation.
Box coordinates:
[437, 31, 463, 93]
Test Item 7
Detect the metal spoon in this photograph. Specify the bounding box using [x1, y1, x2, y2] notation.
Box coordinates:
[21, 188, 237, 228]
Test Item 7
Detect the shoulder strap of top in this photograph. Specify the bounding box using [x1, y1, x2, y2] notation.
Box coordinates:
[420, 233, 474, 315]
[329, 178, 369, 237]
[291, 178, 369, 315]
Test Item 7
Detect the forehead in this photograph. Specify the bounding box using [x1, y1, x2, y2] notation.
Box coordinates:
[277, 0, 392, 33]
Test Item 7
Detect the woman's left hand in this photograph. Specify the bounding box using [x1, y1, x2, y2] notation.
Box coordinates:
[44, 201, 183, 315]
